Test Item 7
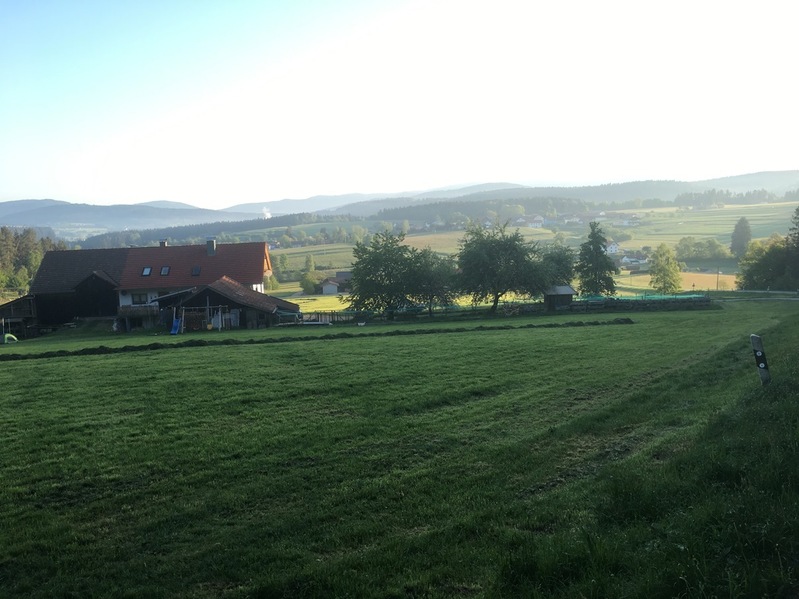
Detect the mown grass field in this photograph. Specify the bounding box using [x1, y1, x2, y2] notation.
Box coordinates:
[2, 300, 799, 597]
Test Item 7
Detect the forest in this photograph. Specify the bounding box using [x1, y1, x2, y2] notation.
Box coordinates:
[0, 227, 66, 294]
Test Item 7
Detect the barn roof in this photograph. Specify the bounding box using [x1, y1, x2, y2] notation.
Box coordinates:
[184, 276, 300, 313]
[30, 242, 272, 294]
[118, 242, 271, 290]
[544, 285, 578, 296]
[30, 248, 128, 294]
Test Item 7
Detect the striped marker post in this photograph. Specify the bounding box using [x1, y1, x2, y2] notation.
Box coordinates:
[750, 334, 771, 386]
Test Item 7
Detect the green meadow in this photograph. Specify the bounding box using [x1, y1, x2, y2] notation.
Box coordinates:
[267, 201, 799, 277]
[2, 300, 799, 597]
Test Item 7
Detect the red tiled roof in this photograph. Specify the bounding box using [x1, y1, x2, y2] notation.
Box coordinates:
[31, 242, 272, 296]
[118, 241, 271, 290]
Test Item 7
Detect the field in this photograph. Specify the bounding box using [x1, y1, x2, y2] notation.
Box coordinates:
[615, 201, 799, 249]
[266, 201, 799, 290]
[2, 300, 799, 597]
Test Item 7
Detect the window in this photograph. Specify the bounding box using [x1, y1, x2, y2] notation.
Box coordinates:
[160, 266, 170, 276]
[131, 293, 148, 305]
[192, 266, 201, 276]
[141, 267, 152, 276]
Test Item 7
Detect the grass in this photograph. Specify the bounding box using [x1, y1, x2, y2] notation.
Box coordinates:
[270, 243, 356, 272]
[614, 201, 799, 251]
[1, 301, 798, 597]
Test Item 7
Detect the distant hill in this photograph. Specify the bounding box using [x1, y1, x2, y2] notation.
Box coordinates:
[412, 182, 529, 200]
[3, 171, 797, 241]
[692, 171, 799, 194]
[0, 198, 69, 219]
[225, 192, 415, 215]
[328, 172, 799, 216]
[0, 201, 254, 240]
[138, 200, 200, 210]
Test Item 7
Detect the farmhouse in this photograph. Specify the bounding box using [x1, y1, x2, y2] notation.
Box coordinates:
[28, 240, 298, 330]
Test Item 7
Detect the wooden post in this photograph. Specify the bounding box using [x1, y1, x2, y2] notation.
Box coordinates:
[750, 334, 771, 386]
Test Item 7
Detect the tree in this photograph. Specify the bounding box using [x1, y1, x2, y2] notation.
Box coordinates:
[264, 274, 280, 291]
[350, 225, 367, 244]
[730, 217, 752, 259]
[304, 254, 316, 273]
[457, 222, 550, 313]
[736, 236, 793, 291]
[407, 248, 458, 316]
[677, 237, 731, 261]
[575, 222, 616, 296]
[786, 206, 799, 283]
[277, 254, 289, 273]
[347, 231, 414, 315]
[300, 270, 326, 295]
[735, 207, 799, 290]
[702, 238, 731, 261]
[542, 244, 575, 286]
[649, 243, 682, 294]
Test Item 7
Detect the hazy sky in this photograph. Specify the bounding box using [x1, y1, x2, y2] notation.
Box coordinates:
[1, 0, 795, 209]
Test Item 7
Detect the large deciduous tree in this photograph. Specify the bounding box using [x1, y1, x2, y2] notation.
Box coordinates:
[347, 233, 459, 317]
[407, 248, 458, 316]
[575, 222, 616, 296]
[347, 231, 414, 314]
[457, 222, 549, 313]
[542, 244, 575, 286]
[736, 207, 799, 290]
[736, 237, 787, 290]
[649, 243, 682, 294]
[730, 217, 752, 259]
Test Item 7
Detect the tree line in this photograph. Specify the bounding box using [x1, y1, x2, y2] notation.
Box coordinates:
[346, 222, 627, 316]
[346, 218, 702, 316]
[736, 206, 799, 291]
[0, 227, 67, 291]
[673, 188, 784, 208]
[79, 213, 363, 249]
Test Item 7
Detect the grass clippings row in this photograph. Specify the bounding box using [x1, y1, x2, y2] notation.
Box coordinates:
[0, 318, 634, 361]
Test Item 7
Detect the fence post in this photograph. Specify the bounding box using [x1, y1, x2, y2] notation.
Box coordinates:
[750, 334, 771, 386]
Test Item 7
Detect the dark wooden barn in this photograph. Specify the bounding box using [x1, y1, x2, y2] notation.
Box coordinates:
[543, 285, 578, 312]
[157, 276, 301, 330]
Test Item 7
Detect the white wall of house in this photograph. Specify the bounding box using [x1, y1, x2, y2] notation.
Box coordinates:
[118, 282, 263, 306]
[118, 290, 162, 306]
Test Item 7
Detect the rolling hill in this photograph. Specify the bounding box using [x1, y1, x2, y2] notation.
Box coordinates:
[3, 171, 797, 240]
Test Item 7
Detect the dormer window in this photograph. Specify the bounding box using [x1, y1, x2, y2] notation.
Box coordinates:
[160, 266, 170, 276]
[141, 267, 152, 276]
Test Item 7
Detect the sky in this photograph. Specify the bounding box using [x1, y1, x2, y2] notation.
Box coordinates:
[1, 0, 796, 210]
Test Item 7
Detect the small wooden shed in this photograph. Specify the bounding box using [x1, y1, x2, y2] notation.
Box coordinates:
[543, 285, 578, 312]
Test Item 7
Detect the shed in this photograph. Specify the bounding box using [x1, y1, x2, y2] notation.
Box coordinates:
[0, 295, 37, 338]
[543, 285, 578, 312]
[321, 279, 339, 295]
[161, 276, 301, 330]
